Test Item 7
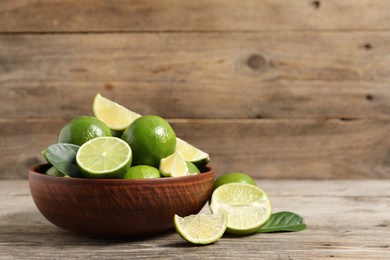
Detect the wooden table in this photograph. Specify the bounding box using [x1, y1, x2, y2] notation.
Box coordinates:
[1, 180, 389, 259]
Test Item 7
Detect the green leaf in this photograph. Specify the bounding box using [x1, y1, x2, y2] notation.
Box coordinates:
[46, 143, 82, 178]
[258, 211, 307, 233]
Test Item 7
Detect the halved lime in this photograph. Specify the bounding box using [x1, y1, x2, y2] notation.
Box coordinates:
[159, 152, 189, 177]
[76, 137, 132, 178]
[174, 213, 227, 244]
[176, 138, 209, 168]
[210, 183, 272, 235]
[93, 93, 141, 130]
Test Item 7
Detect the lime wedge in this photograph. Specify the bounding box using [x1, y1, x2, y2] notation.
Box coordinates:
[210, 183, 272, 235]
[93, 93, 141, 130]
[186, 161, 200, 175]
[176, 138, 210, 168]
[76, 137, 132, 178]
[159, 152, 189, 177]
[174, 213, 227, 244]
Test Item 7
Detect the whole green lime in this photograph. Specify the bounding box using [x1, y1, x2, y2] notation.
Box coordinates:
[123, 165, 161, 179]
[58, 116, 112, 146]
[213, 172, 256, 191]
[121, 115, 176, 167]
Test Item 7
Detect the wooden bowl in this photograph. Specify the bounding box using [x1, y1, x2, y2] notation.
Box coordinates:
[28, 164, 214, 238]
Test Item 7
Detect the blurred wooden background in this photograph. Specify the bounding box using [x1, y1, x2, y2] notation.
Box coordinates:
[1, 0, 389, 179]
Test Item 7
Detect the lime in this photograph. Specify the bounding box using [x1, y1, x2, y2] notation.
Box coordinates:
[58, 116, 112, 146]
[186, 161, 200, 175]
[174, 213, 227, 244]
[121, 115, 176, 167]
[93, 93, 141, 131]
[45, 166, 66, 177]
[176, 138, 209, 168]
[159, 152, 189, 177]
[76, 137, 132, 178]
[123, 165, 161, 179]
[213, 172, 256, 191]
[210, 183, 272, 235]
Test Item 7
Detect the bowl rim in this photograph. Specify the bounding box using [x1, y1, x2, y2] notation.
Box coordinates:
[29, 163, 214, 185]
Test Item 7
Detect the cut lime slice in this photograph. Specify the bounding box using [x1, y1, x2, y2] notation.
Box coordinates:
[76, 137, 132, 178]
[210, 183, 272, 235]
[186, 161, 200, 175]
[174, 213, 227, 244]
[159, 152, 189, 177]
[93, 93, 141, 130]
[176, 138, 210, 168]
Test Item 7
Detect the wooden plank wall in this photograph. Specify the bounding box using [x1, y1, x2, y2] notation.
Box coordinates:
[1, 0, 389, 179]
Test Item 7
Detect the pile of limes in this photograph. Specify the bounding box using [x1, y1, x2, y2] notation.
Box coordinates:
[43, 93, 210, 179]
[174, 172, 272, 244]
[42, 93, 301, 246]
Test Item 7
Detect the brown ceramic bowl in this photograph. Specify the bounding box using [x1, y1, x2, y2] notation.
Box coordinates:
[29, 163, 214, 238]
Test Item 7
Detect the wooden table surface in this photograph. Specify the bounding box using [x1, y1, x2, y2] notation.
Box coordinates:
[1, 179, 389, 259]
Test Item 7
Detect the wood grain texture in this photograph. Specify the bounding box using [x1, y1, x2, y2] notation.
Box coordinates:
[1, 33, 389, 119]
[1, 180, 389, 259]
[2, 118, 389, 180]
[1, 0, 390, 32]
[1, 1, 389, 181]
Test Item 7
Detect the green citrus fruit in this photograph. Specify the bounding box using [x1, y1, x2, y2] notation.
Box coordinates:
[76, 137, 132, 179]
[58, 116, 112, 146]
[176, 138, 210, 168]
[210, 183, 272, 235]
[159, 152, 189, 177]
[213, 172, 256, 191]
[123, 165, 161, 179]
[186, 161, 200, 175]
[174, 213, 227, 244]
[121, 115, 176, 167]
[93, 93, 141, 131]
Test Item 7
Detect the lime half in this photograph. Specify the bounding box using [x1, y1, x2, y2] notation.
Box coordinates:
[174, 213, 227, 244]
[210, 183, 272, 235]
[93, 93, 141, 130]
[159, 152, 189, 177]
[76, 137, 132, 178]
[176, 138, 209, 168]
